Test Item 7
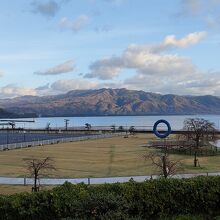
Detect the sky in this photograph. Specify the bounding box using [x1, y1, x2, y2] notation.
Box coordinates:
[1, 0, 220, 98]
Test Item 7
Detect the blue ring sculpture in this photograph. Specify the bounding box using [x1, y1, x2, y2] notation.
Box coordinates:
[153, 119, 171, 139]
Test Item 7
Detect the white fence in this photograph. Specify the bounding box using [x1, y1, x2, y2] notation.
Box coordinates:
[0, 132, 125, 151]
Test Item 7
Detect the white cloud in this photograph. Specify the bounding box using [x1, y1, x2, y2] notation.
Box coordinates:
[0, 71, 4, 77]
[2, 71, 220, 99]
[34, 60, 75, 75]
[85, 57, 123, 80]
[0, 85, 37, 98]
[175, 73, 220, 95]
[118, 71, 220, 96]
[85, 32, 206, 80]
[51, 78, 99, 91]
[0, 79, 100, 98]
[59, 15, 90, 32]
[82, 31, 220, 96]
[161, 32, 207, 48]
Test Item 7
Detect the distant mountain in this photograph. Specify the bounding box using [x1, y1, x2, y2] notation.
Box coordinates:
[0, 88, 220, 117]
[0, 107, 37, 119]
[0, 108, 18, 118]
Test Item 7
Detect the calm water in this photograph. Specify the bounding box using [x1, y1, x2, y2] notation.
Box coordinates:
[2, 115, 220, 130]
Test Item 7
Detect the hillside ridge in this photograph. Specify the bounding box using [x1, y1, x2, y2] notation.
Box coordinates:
[0, 88, 219, 117]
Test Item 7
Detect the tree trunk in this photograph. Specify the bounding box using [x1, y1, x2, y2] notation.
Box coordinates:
[194, 137, 199, 167]
[194, 151, 198, 167]
[34, 172, 38, 192]
[162, 156, 168, 178]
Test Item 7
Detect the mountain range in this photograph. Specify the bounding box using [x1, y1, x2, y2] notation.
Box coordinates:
[0, 108, 18, 118]
[0, 88, 220, 117]
[0, 108, 37, 119]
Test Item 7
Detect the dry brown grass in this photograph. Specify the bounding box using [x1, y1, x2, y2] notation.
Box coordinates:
[0, 134, 219, 179]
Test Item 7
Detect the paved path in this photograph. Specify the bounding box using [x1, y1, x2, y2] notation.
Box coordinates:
[0, 172, 220, 185]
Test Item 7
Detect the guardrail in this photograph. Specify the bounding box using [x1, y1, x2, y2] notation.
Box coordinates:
[0, 132, 125, 151]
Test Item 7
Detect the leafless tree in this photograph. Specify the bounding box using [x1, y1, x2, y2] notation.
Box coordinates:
[129, 126, 136, 135]
[118, 125, 124, 132]
[85, 123, 92, 130]
[144, 152, 182, 178]
[24, 157, 56, 192]
[45, 122, 51, 133]
[181, 118, 218, 167]
[111, 125, 116, 133]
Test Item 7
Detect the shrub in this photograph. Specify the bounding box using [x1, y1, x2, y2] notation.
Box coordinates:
[0, 177, 220, 219]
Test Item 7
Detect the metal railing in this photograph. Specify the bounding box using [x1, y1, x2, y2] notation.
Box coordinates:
[0, 132, 125, 151]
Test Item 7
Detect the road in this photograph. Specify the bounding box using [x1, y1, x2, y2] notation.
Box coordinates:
[0, 172, 220, 185]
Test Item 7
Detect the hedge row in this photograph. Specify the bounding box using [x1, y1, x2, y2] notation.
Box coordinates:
[1, 176, 220, 219]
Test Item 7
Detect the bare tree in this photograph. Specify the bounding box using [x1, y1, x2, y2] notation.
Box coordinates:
[24, 157, 56, 192]
[144, 152, 181, 178]
[111, 124, 116, 133]
[45, 122, 51, 133]
[85, 123, 92, 131]
[118, 125, 124, 132]
[129, 126, 136, 135]
[181, 118, 218, 167]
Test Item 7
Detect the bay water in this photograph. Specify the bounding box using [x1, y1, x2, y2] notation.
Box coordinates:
[2, 115, 220, 130]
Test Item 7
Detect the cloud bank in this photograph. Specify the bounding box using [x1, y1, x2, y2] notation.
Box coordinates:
[1, 31, 220, 98]
[85, 32, 206, 80]
[0, 85, 37, 99]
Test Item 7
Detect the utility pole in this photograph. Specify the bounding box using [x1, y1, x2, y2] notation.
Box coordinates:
[64, 119, 69, 131]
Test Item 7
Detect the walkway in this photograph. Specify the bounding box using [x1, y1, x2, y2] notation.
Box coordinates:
[0, 172, 220, 185]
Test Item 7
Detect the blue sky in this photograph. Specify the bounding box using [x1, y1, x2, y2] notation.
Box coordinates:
[0, 0, 220, 98]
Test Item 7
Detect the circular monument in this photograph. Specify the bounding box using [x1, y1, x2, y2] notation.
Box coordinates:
[153, 119, 171, 139]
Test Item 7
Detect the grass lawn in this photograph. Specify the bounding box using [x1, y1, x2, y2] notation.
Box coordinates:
[0, 134, 220, 179]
